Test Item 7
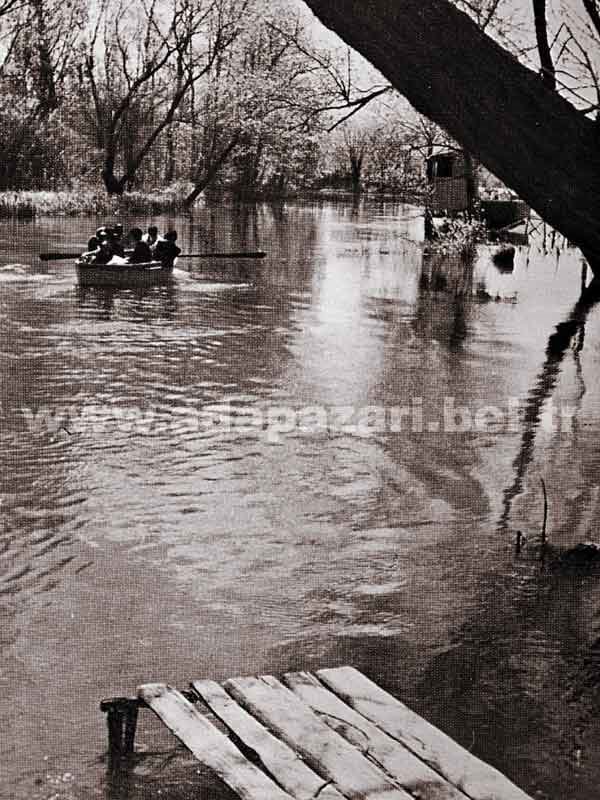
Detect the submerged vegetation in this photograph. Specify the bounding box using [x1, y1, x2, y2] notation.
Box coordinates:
[425, 213, 487, 256]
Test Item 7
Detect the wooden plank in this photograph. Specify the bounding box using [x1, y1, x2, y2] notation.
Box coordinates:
[224, 674, 413, 800]
[284, 671, 469, 800]
[317, 668, 533, 800]
[138, 684, 293, 800]
[192, 679, 345, 800]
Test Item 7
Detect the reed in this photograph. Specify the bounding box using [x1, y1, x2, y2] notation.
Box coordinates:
[0, 187, 190, 218]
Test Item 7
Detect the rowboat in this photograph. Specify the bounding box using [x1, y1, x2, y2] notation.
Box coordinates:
[75, 258, 174, 287]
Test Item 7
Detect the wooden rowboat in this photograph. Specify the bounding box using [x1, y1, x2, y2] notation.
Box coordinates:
[75, 259, 173, 287]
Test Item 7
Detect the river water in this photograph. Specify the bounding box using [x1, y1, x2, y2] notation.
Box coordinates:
[1, 200, 600, 800]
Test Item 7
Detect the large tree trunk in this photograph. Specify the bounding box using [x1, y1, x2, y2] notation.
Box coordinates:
[349, 151, 363, 194]
[165, 121, 176, 185]
[101, 154, 126, 195]
[31, 0, 58, 115]
[302, 0, 600, 272]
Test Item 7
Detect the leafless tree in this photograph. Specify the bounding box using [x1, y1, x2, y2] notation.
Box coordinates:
[81, 0, 247, 193]
[0, 0, 83, 111]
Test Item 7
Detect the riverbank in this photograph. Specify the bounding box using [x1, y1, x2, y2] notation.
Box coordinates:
[0, 186, 190, 219]
[0, 186, 427, 218]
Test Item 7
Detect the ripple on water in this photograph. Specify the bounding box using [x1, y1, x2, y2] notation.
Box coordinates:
[3, 207, 600, 800]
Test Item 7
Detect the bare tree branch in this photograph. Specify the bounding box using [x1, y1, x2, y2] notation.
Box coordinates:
[582, 0, 600, 40]
[562, 23, 600, 117]
[533, 0, 556, 89]
[0, 0, 25, 18]
[325, 86, 392, 130]
[480, 0, 502, 31]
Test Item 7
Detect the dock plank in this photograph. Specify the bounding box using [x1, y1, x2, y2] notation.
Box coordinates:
[284, 671, 468, 800]
[317, 667, 533, 800]
[224, 674, 413, 800]
[138, 684, 293, 800]
[192, 679, 345, 800]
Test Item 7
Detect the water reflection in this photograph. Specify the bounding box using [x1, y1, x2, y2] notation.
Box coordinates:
[415, 249, 476, 348]
[76, 284, 179, 322]
[1, 203, 600, 800]
[499, 277, 600, 540]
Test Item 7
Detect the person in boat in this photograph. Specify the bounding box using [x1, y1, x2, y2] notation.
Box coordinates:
[90, 227, 125, 264]
[143, 225, 159, 247]
[81, 227, 112, 264]
[86, 226, 107, 253]
[152, 229, 181, 267]
[111, 224, 125, 256]
[92, 233, 114, 265]
[128, 227, 153, 264]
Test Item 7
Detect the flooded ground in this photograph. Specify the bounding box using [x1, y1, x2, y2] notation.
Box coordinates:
[1, 200, 600, 800]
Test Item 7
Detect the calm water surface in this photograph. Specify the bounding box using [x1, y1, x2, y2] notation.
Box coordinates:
[2, 201, 600, 800]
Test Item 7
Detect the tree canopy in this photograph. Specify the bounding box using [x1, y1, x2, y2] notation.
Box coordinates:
[5, 0, 600, 255]
[0, 0, 402, 200]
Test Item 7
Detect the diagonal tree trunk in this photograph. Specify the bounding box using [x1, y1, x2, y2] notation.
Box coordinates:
[302, 0, 600, 272]
[184, 131, 241, 207]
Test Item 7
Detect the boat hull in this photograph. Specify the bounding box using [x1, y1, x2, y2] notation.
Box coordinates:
[76, 259, 173, 287]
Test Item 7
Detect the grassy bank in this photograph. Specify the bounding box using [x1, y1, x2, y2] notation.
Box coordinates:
[0, 186, 429, 218]
[0, 186, 191, 218]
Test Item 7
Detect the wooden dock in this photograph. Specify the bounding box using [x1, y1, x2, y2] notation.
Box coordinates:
[101, 665, 533, 800]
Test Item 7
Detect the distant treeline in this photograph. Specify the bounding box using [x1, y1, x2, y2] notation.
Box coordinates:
[0, 0, 437, 208]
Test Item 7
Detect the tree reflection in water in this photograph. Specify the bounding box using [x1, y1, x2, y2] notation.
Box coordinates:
[499, 277, 600, 539]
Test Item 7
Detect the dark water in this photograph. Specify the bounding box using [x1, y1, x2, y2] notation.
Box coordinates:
[2, 201, 600, 800]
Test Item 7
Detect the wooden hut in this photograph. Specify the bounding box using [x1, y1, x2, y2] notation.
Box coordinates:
[426, 151, 477, 214]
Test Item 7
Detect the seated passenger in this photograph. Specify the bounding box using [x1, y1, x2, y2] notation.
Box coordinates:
[143, 225, 159, 247]
[128, 227, 153, 264]
[92, 237, 113, 265]
[87, 226, 106, 252]
[110, 224, 125, 257]
[152, 230, 181, 267]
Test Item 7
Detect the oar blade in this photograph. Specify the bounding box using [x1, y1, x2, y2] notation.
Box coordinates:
[39, 252, 82, 261]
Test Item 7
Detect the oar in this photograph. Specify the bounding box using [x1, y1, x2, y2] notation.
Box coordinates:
[40, 252, 89, 261]
[179, 251, 266, 259]
[39, 250, 267, 262]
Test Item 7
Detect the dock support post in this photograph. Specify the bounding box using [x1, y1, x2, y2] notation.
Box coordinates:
[107, 708, 125, 759]
[100, 689, 195, 766]
[100, 698, 142, 764]
[123, 705, 138, 754]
